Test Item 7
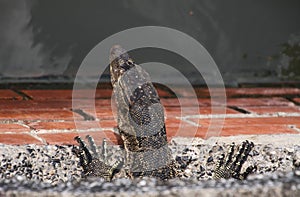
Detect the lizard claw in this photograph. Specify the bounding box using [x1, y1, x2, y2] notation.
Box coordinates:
[213, 140, 256, 180]
[73, 136, 123, 181]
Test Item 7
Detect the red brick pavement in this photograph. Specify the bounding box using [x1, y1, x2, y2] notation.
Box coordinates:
[0, 87, 299, 145]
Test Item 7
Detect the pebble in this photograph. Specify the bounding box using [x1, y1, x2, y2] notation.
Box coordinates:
[0, 142, 299, 196]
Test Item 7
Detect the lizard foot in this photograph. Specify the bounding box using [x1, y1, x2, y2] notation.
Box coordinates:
[213, 140, 256, 180]
[73, 135, 123, 181]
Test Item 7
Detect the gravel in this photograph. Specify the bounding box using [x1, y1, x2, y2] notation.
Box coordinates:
[0, 135, 299, 196]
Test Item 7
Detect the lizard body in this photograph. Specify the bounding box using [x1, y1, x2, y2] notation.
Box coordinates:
[109, 45, 177, 179]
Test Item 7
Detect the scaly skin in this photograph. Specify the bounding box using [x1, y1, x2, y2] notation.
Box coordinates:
[74, 45, 255, 181]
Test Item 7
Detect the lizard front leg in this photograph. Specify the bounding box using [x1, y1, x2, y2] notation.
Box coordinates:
[73, 136, 123, 181]
[213, 140, 256, 180]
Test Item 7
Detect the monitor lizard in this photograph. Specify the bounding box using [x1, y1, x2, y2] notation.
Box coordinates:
[73, 45, 255, 181]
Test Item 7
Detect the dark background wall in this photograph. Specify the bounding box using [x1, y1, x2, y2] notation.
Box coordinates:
[0, 0, 299, 85]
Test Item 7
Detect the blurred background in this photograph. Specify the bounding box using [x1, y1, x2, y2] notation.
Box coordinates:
[0, 0, 299, 86]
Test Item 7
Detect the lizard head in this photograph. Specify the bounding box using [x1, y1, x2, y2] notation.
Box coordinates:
[109, 45, 135, 86]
